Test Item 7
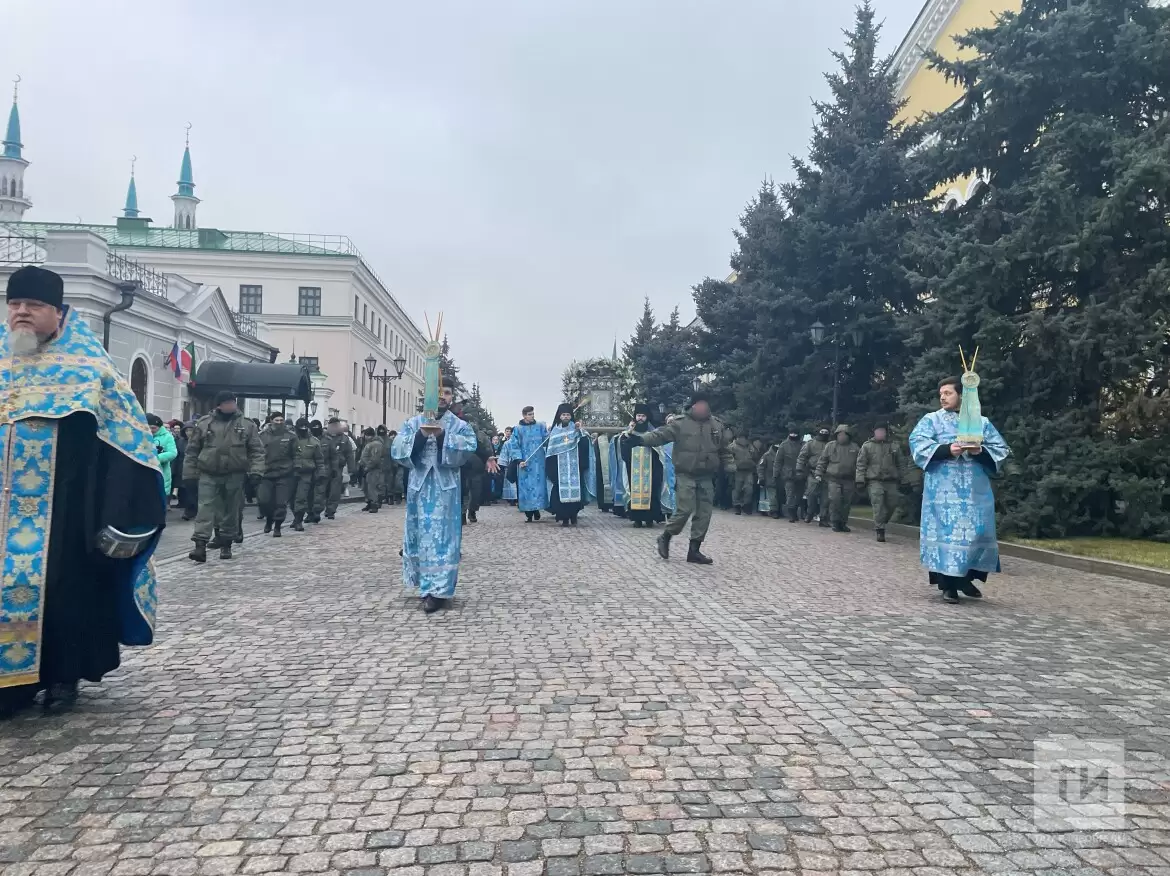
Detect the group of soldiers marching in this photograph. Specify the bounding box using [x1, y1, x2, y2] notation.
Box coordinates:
[746, 423, 923, 542]
[183, 392, 364, 563]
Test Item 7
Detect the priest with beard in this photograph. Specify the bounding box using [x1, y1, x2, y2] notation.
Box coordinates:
[0, 266, 166, 718]
[544, 403, 594, 526]
[617, 404, 666, 528]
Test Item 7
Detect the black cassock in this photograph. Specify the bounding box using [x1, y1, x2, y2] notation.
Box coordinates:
[618, 428, 664, 525]
[0, 413, 165, 714]
[545, 433, 592, 523]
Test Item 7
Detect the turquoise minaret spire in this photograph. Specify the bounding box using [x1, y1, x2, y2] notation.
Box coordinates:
[123, 157, 139, 218]
[3, 78, 21, 159]
[171, 123, 200, 229]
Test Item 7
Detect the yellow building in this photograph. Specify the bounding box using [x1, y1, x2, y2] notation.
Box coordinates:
[891, 0, 1020, 206]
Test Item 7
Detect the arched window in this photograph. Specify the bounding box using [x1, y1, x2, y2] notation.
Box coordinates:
[17, 178, 22, 198]
[1, 178, 7, 197]
[130, 357, 149, 409]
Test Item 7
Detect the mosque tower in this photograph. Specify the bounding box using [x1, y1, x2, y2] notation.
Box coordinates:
[0, 77, 31, 221]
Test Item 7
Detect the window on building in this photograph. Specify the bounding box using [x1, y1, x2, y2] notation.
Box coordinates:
[353, 362, 358, 394]
[239, 285, 263, 314]
[362, 304, 368, 327]
[298, 355, 319, 372]
[298, 287, 322, 316]
[361, 366, 366, 398]
[354, 295, 359, 319]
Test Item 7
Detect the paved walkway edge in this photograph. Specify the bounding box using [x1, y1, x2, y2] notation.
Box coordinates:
[848, 514, 1170, 589]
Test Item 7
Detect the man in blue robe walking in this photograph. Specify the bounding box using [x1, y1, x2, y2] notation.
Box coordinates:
[392, 377, 481, 614]
[505, 406, 548, 522]
[545, 403, 595, 526]
[910, 376, 1010, 604]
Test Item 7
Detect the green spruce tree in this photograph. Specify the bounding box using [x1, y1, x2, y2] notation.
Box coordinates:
[901, 0, 1170, 538]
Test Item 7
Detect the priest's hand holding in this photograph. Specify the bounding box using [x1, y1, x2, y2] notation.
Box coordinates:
[486, 458, 500, 474]
[519, 460, 527, 469]
[949, 442, 964, 458]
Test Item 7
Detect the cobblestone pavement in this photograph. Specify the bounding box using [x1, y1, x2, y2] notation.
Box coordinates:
[2, 504, 1170, 876]
[155, 500, 366, 561]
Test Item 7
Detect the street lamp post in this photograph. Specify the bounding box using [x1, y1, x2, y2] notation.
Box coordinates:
[810, 320, 860, 428]
[365, 353, 409, 427]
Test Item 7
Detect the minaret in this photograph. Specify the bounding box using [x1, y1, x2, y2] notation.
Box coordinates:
[123, 156, 140, 218]
[0, 76, 31, 222]
[171, 123, 199, 230]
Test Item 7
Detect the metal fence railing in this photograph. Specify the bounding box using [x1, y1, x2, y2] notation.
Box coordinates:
[0, 234, 45, 265]
[106, 250, 169, 298]
[230, 308, 259, 339]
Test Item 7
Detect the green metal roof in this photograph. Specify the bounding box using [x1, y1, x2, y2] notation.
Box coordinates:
[5, 221, 360, 256]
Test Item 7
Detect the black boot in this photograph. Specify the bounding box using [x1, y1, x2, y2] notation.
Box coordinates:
[324, 511, 336, 520]
[657, 532, 671, 560]
[687, 540, 713, 564]
[264, 519, 273, 534]
[525, 512, 534, 522]
[734, 506, 742, 516]
[233, 530, 244, 543]
[219, 544, 233, 560]
[561, 519, 569, 527]
[533, 510, 541, 521]
[43, 680, 79, 712]
[468, 511, 477, 523]
[307, 514, 321, 524]
[788, 512, 799, 523]
[942, 589, 960, 604]
[570, 516, 578, 526]
[633, 520, 643, 528]
[188, 539, 207, 563]
[875, 528, 886, 543]
[273, 522, 282, 538]
[291, 513, 305, 532]
[369, 503, 379, 514]
[423, 595, 443, 614]
[208, 534, 230, 549]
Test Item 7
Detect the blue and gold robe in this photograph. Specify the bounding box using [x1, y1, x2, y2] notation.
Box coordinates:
[544, 423, 595, 521]
[0, 308, 164, 693]
[910, 408, 1010, 583]
[498, 438, 518, 501]
[393, 410, 476, 599]
[661, 443, 676, 515]
[505, 421, 548, 512]
[609, 436, 628, 515]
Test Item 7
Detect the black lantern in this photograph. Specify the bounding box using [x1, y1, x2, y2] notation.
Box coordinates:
[364, 354, 377, 379]
[810, 320, 826, 345]
[392, 354, 407, 378]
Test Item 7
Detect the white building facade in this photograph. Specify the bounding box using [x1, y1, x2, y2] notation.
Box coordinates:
[0, 86, 427, 434]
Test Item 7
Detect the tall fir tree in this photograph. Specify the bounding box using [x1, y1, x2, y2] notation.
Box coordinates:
[695, 3, 925, 438]
[439, 334, 464, 395]
[901, 0, 1170, 538]
[638, 307, 698, 417]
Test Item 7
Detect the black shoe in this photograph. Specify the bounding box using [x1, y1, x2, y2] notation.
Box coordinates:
[960, 583, 983, 599]
[273, 523, 282, 538]
[263, 520, 273, 534]
[561, 519, 569, 527]
[687, 540, 713, 565]
[525, 512, 534, 522]
[942, 589, 960, 604]
[819, 520, 831, 528]
[307, 515, 321, 524]
[423, 595, 443, 614]
[291, 515, 305, 532]
[324, 512, 336, 520]
[657, 532, 671, 560]
[188, 541, 207, 563]
[219, 545, 233, 560]
[43, 681, 79, 712]
[533, 511, 541, 521]
[633, 520, 643, 528]
[734, 507, 742, 516]
[370, 505, 379, 514]
[788, 515, 799, 523]
[570, 517, 578, 526]
[876, 528, 886, 543]
[207, 534, 230, 549]
[468, 512, 477, 523]
[233, 532, 244, 544]
[841, 525, 851, 533]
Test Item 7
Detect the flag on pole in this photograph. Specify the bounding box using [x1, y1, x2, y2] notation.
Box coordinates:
[181, 342, 197, 383]
[163, 342, 182, 379]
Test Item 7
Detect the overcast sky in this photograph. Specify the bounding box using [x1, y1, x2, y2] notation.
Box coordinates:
[8, 0, 921, 424]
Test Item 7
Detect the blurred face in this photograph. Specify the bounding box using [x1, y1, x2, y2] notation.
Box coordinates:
[270, 414, 284, 428]
[691, 400, 711, 420]
[7, 299, 60, 346]
[149, 423, 160, 435]
[171, 424, 182, 437]
[559, 412, 571, 424]
[522, 410, 535, 424]
[940, 383, 960, 411]
[217, 400, 238, 416]
[438, 386, 453, 411]
[328, 422, 342, 435]
[874, 427, 887, 441]
[836, 431, 849, 444]
[636, 413, 647, 424]
[505, 428, 513, 439]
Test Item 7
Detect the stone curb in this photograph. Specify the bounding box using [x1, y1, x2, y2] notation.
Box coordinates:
[849, 514, 1170, 589]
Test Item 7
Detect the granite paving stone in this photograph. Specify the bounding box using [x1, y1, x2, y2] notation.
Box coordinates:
[1, 506, 1168, 874]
